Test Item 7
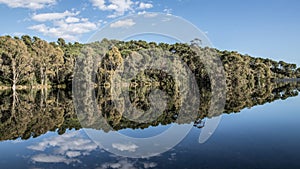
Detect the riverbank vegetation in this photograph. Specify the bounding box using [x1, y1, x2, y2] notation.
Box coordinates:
[1, 35, 300, 89]
[1, 35, 300, 140]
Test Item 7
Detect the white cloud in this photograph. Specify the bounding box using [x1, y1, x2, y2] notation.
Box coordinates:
[110, 163, 122, 168]
[112, 143, 138, 152]
[138, 2, 153, 9]
[28, 131, 98, 153]
[163, 8, 172, 14]
[31, 154, 78, 164]
[137, 11, 146, 15]
[98, 160, 137, 169]
[110, 19, 135, 28]
[96, 159, 157, 169]
[0, 0, 56, 9]
[65, 17, 80, 23]
[28, 131, 99, 164]
[28, 10, 98, 41]
[143, 162, 157, 169]
[91, 0, 134, 18]
[32, 11, 79, 22]
[139, 12, 158, 18]
[66, 151, 81, 158]
[91, 0, 153, 18]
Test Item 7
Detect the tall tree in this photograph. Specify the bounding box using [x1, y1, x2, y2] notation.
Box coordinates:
[0, 36, 33, 89]
[49, 43, 64, 84]
[60, 41, 83, 85]
[31, 37, 64, 86]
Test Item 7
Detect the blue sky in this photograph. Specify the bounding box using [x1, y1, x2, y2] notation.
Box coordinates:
[0, 0, 299, 65]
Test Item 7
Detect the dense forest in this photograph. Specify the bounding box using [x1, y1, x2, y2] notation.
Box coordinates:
[1, 35, 300, 141]
[0, 36, 82, 89]
[1, 35, 300, 89]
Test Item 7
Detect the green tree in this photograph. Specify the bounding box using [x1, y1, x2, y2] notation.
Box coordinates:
[31, 37, 64, 86]
[0, 36, 33, 89]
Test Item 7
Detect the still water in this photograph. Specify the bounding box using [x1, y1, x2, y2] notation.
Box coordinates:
[0, 82, 300, 169]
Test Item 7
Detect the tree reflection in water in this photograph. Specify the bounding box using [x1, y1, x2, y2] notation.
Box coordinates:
[0, 80, 299, 141]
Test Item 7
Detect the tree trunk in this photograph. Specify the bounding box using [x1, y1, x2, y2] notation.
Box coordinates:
[11, 89, 16, 117]
[44, 67, 47, 87]
[56, 90, 59, 106]
[40, 88, 45, 109]
[56, 68, 60, 84]
[40, 67, 44, 86]
[12, 59, 17, 91]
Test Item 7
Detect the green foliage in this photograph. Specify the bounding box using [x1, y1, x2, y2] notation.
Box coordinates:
[0, 35, 299, 89]
[1, 36, 300, 141]
[0, 35, 84, 87]
[0, 36, 34, 87]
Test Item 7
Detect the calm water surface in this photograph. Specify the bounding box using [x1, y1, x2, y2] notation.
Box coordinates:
[0, 86, 300, 169]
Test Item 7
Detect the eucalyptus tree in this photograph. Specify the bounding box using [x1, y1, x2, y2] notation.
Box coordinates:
[59, 41, 83, 85]
[31, 37, 64, 86]
[0, 36, 33, 89]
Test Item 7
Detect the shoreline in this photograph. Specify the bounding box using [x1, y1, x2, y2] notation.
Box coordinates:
[0, 85, 66, 91]
[1, 79, 300, 91]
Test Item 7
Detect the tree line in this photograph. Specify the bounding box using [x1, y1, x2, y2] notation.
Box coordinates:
[1, 35, 300, 90]
[0, 35, 82, 88]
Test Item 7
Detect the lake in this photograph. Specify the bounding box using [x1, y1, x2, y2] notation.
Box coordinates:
[0, 81, 300, 169]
